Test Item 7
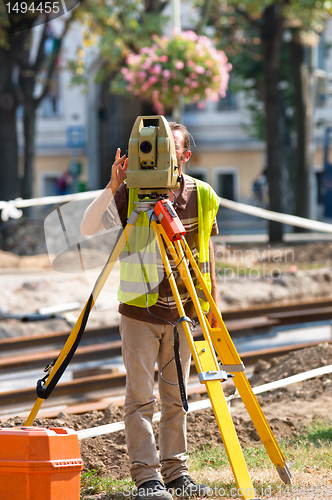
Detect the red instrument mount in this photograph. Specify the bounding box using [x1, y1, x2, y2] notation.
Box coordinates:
[154, 199, 186, 241]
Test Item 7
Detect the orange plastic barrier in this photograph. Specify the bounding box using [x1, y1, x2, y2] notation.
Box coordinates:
[0, 427, 84, 500]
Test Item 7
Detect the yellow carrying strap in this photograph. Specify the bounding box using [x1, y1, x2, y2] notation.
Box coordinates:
[25, 223, 135, 426]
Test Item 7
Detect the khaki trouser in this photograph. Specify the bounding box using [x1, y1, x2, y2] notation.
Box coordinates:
[120, 314, 192, 487]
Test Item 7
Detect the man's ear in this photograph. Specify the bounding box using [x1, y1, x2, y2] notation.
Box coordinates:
[183, 150, 191, 163]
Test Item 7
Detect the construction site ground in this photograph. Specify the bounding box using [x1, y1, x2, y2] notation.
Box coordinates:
[1, 226, 332, 495]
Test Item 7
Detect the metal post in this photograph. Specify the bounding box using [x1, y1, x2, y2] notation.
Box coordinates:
[170, 0, 183, 122]
[171, 0, 181, 32]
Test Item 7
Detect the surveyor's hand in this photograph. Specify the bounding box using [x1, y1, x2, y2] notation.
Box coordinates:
[107, 148, 128, 192]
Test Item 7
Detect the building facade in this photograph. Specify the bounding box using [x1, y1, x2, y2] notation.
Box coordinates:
[22, 12, 332, 224]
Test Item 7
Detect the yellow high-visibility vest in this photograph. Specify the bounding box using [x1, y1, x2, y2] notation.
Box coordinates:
[192, 176, 220, 312]
[117, 175, 219, 313]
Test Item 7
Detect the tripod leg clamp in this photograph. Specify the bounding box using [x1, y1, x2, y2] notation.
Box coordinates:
[198, 370, 229, 383]
[127, 210, 141, 226]
[198, 362, 245, 383]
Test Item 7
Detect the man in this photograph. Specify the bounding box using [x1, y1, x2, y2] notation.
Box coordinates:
[81, 122, 219, 500]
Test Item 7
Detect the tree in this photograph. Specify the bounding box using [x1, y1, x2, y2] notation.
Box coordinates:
[203, 0, 332, 241]
[284, 3, 330, 223]
[0, 3, 78, 202]
[68, 0, 169, 186]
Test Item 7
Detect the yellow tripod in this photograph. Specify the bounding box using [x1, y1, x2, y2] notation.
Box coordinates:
[25, 201, 291, 500]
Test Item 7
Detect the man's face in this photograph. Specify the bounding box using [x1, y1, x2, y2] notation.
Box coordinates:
[172, 129, 191, 174]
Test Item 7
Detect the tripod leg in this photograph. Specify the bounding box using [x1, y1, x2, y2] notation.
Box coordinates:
[172, 237, 292, 484]
[197, 340, 259, 500]
[24, 222, 136, 425]
[152, 223, 261, 499]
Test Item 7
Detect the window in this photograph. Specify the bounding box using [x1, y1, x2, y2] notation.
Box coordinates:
[40, 172, 61, 197]
[215, 168, 239, 201]
[217, 88, 238, 111]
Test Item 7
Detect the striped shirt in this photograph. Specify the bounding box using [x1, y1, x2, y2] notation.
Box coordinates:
[103, 174, 218, 324]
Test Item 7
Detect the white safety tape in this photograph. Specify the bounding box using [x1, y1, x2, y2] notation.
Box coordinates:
[0, 190, 332, 234]
[77, 363, 332, 440]
[0, 191, 102, 221]
[218, 197, 332, 234]
[0, 199, 23, 222]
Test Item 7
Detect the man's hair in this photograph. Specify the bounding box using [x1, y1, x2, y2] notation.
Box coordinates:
[168, 122, 191, 151]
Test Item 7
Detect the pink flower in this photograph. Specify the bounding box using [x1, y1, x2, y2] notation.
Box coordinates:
[148, 75, 159, 84]
[153, 100, 164, 114]
[138, 71, 147, 81]
[175, 60, 184, 70]
[195, 65, 205, 74]
[124, 71, 135, 84]
[184, 31, 198, 42]
[152, 64, 162, 74]
[119, 30, 232, 112]
[142, 58, 153, 70]
[162, 79, 168, 91]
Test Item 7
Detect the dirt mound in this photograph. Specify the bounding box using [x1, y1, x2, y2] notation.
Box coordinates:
[0, 250, 52, 270]
[248, 343, 332, 408]
[291, 241, 332, 264]
[251, 342, 332, 386]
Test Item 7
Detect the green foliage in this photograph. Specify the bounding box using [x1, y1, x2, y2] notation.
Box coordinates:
[225, 0, 332, 27]
[81, 469, 103, 496]
[70, 0, 167, 84]
[80, 470, 134, 500]
[189, 419, 332, 475]
[189, 441, 272, 471]
[284, 0, 332, 33]
[200, 0, 331, 141]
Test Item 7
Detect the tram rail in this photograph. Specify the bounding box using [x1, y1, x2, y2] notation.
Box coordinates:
[0, 297, 331, 420]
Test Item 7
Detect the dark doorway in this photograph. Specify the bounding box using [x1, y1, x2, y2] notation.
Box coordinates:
[217, 172, 236, 200]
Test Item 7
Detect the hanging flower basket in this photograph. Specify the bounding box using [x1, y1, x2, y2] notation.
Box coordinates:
[112, 30, 232, 114]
